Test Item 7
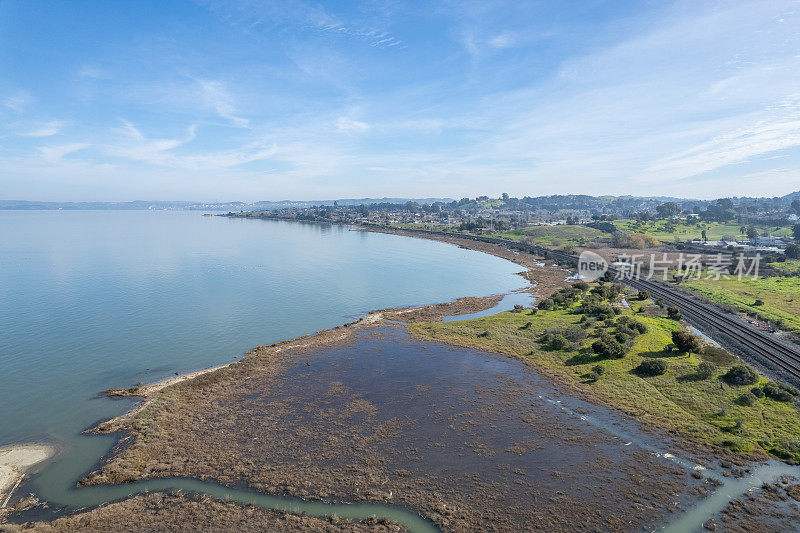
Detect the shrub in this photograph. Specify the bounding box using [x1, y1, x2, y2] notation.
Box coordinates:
[636, 359, 668, 376]
[753, 299, 764, 307]
[656, 298, 665, 308]
[550, 334, 570, 350]
[511, 304, 525, 313]
[723, 365, 759, 386]
[763, 382, 798, 402]
[697, 361, 717, 380]
[592, 364, 605, 375]
[637, 290, 650, 301]
[667, 306, 683, 321]
[629, 320, 648, 334]
[538, 299, 555, 311]
[563, 326, 587, 342]
[519, 322, 532, 330]
[751, 386, 765, 398]
[737, 392, 757, 406]
[586, 371, 601, 381]
[672, 330, 702, 354]
[573, 280, 590, 291]
[591, 337, 626, 359]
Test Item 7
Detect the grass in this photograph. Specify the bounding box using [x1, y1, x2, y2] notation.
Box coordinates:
[490, 225, 610, 247]
[768, 260, 800, 277]
[409, 300, 800, 461]
[611, 219, 793, 243]
[679, 276, 800, 333]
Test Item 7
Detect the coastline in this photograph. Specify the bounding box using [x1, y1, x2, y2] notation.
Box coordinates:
[0, 444, 56, 510]
[89, 224, 569, 432]
[6, 223, 800, 531]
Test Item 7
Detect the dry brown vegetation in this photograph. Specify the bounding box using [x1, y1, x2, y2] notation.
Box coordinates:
[1, 492, 404, 533]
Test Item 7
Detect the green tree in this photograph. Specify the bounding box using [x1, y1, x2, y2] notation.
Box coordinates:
[656, 202, 681, 219]
[793, 223, 800, 241]
[786, 243, 800, 259]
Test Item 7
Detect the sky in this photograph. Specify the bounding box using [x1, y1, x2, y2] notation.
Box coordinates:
[1, 0, 800, 202]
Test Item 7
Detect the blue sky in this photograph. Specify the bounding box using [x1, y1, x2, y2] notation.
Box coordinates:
[1, 0, 799, 201]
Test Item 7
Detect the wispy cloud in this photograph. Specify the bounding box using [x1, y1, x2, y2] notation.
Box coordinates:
[336, 116, 369, 132]
[4, 91, 32, 112]
[38, 143, 90, 160]
[195, 79, 250, 128]
[18, 121, 64, 137]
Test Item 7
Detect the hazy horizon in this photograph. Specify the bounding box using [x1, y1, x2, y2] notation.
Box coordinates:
[2, 0, 800, 201]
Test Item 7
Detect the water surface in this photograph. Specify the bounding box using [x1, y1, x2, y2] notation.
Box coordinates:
[0, 210, 525, 504]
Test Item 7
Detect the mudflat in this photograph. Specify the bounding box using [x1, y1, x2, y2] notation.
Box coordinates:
[77, 324, 703, 531]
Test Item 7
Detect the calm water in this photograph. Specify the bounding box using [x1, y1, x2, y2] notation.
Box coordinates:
[0, 210, 525, 514]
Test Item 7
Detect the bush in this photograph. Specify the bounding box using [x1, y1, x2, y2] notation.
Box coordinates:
[656, 298, 665, 308]
[511, 304, 525, 313]
[672, 330, 703, 354]
[697, 361, 717, 379]
[586, 371, 601, 382]
[574, 280, 590, 291]
[550, 334, 570, 350]
[592, 364, 605, 375]
[563, 326, 587, 342]
[737, 392, 757, 406]
[753, 299, 764, 307]
[637, 290, 650, 301]
[667, 306, 683, 321]
[763, 382, 798, 402]
[636, 359, 669, 376]
[591, 337, 626, 359]
[751, 386, 765, 398]
[538, 299, 555, 311]
[629, 320, 648, 334]
[723, 365, 759, 386]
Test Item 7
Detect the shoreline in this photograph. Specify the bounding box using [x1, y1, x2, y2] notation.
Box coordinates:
[0, 444, 56, 510]
[6, 223, 800, 530]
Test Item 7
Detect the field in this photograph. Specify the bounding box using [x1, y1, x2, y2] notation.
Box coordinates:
[491, 224, 611, 247]
[768, 260, 800, 277]
[612, 219, 793, 243]
[410, 293, 800, 460]
[679, 276, 800, 333]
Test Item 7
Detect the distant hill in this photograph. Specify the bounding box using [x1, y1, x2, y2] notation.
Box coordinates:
[0, 198, 454, 211]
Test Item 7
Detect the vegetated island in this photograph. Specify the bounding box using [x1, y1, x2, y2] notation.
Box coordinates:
[4, 230, 800, 532]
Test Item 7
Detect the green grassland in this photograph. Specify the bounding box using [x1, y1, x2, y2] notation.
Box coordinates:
[491, 225, 611, 247]
[680, 276, 800, 333]
[768, 260, 800, 277]
[612, 219, 792, 243]
[410, 296, 800, 461]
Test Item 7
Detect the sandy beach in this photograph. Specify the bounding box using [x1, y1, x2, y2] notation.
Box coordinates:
[0, 445, 56, 509]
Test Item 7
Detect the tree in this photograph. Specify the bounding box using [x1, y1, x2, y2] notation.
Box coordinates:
[747, 225, 759, 241]
[672, 330, 702, 353]
[786, 243, 800, 259]
[701, 229, 708, 241]
[501, 192, 509, 201]
[656, 202, 681, 219]
[793, 223, 800, 242]
[667, 306, 683, 321]
[792, 199, 800, 215]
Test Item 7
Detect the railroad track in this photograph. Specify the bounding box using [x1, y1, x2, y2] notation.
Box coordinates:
[626, 277, 800, 380]
[376, 225, 800, 380]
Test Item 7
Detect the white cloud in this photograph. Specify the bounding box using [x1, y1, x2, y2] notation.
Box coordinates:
[18, 121, 64, 137]
[196, 79, 250, 128]
[38, 143, 90, 160]
[4, 92, 32, 112]
[336, 116, 370, 132]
